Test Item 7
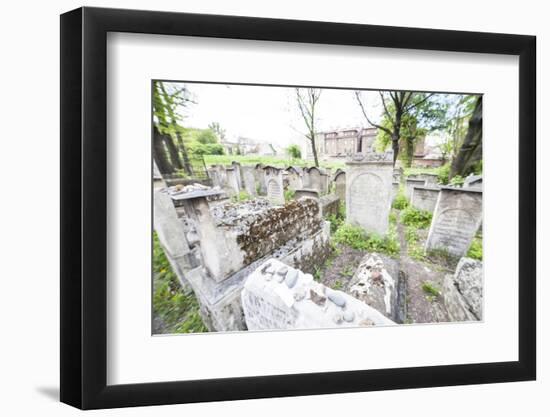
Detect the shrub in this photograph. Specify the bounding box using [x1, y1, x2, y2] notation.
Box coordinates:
[392, 192, 409, 210]
[400, 206, 432, 229]
[284, 189, 295, 202]
[437, 163, 451, 185]
[449, 175, 465, 186]
[467, 237, 483, 260]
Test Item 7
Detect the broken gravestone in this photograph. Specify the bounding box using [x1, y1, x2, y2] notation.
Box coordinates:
[241, 259, 395, 330]
[443, 257, 483, 321]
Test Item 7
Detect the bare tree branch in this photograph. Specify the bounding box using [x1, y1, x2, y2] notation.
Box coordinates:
[355, 91, 392, 135]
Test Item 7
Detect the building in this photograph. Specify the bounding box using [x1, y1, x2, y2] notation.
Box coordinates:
[303, 127, 378, 159]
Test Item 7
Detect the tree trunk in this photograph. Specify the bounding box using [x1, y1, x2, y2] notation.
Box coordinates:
[450, 97, 482, 178]
[163, 132, 183, 171]
[405, 137, 415, 168]
[153, 126, 173, 174]
[174, 130, 193, 176]
[310, 137, 320, 167]
[391, 133, 400, 166]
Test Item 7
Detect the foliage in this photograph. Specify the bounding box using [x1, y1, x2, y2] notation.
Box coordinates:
[421, 281, 441, 300]
[449, 175, 465, 187]
[188, 142, 225, 155]
[327, 203, 346, 233]
[405, 226, 425, 261]
[400, 206, 432, 229]
[332, 280, 343, 290]
[231, 190, 251, 203]
[392, 192, 409, 210]
[196, 129, 218, 144]
[467, 237, 483, 260]
[152, 233, 208, 334]
[388, 211, 397, 225]
[284, 189, 295, 202]
[333, 223, 399, 257]
[437, 163, 451, 185]
[208, 122, 226, 141]
[286, 144, 302, 159]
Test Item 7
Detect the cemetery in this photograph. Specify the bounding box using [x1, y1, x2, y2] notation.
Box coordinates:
[151, 82, 483, 334]
[153, 150, 483, 333]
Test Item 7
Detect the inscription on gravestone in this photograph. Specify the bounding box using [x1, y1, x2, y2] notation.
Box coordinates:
[425, 188, 482, 257]
[267, 179, 283, 205]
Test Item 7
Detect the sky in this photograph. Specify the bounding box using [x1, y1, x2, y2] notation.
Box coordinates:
[171, 82, 384, 147]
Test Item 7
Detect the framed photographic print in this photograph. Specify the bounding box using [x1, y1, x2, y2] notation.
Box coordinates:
[60, 6, 536, 410]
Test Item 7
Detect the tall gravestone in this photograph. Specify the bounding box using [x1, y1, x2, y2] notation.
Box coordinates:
[241, 166, 258, 197]
[307, 167, 323, 193]
[334, 171, 346, 202]
[231, 161, 244, 188]
[264, 166, 285, 206]
[345, 152, 394, 236]
[425, 187, 483, 257]
[254, 163, 267, 195]
[285, 167, 303, 191]
[225, 167, 240, 196]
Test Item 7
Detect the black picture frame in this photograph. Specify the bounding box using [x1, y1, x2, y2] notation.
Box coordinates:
[60, 6, 536, 410]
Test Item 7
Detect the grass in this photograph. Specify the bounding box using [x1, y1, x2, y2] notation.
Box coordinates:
[403, 166, 439, 177]
[203, 154, 346, 170]
[153, 233, 208, 334]
[405, 226, 425, 261]
[333, 223, 400, 257]
[467, 236, 483, 260]
[284, 189, 295, 202]
[392, 192, 409, 210]
[231, 190, 251, 203]
[421, 281, 440, 302]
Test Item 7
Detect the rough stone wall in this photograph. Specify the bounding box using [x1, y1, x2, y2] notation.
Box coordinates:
[235, 199, 322, 265]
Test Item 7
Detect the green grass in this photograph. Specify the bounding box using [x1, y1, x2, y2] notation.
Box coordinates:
[467, 236, 483, 260]
[403, 167, 439, 177]
[231, 190, 251, 203]
[421, 281, 440, 301]
[153, 233, 208, 334]
[284, 189, 295, 202]
[333, 223, 400, 257]
[203, 154, 345, 170]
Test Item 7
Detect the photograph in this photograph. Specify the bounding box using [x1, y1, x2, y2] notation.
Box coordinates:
[152, 81, 483, 334]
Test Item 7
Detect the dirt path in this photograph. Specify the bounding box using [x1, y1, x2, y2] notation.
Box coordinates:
[396, 219, 451, 324]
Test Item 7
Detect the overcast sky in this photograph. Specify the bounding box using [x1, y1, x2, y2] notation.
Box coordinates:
[173, 82, 384, 147]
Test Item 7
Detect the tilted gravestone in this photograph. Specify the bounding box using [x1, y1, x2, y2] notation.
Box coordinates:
[241, 259, 395, 331]
[294, 188, 320, 201]
[254, 163, 267, 195]
[425, 187, 483, 257]
[410, 186, 441, 213]
[263, 166, 285, 206]
[334, 171, 346, 202]
[345, 151, 394, 236]
[232, 161, 244, 188]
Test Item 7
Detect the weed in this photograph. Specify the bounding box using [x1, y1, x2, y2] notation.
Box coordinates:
[422, 281, 440, 301]
[467, 236, 483, 260]
[392, 192, 409, 210]
[333, 223, 400, 257]
[400, 206, 432, 229]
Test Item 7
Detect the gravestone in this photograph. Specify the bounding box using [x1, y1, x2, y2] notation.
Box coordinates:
[307, 167, 323, 193]
[254, 163, 267, 195]
[232, 161, 244, 188]
[464, 174, 482, 189]
[393, 167, 404, 184]
[410, 186, 440, 213]
[345, 151, 394, 236]
[241, 259, 395, 331]
[225, 167, 240, 196]
[320, 194, 340, 217]
[285, 167, 303, 191]
[405, 178, 426, 199]
[153, 160, 166, 190]
[425, 187, 483, 257]
[334, 171, 346, 202]
[443, 257, 483, 321]
[241, 166, 258, 197]
[294, 188, 320, 201]
[391, 182, 399, 200]
[264, 166, 285, 206]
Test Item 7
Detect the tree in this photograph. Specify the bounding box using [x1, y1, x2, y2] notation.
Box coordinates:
[355, 91, 437, 165]
[196, 129, 218, 144]
[450, 96, 482, 178]
[287, 144, 302, 159]
[208, 122, 226, 142]
[296, 88, 321, 167]
[153, 81, 195, 175]
[439, 95, 478, 163]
